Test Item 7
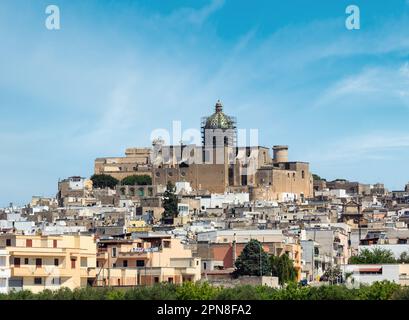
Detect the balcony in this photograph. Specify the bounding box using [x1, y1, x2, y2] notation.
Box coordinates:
[11, 266, 73, 277]
[7, 247, 66, 257]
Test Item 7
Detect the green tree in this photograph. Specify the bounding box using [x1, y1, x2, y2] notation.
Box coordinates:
[90, 174, 119, 189]
[349, 248, 396, 264]
[121, 175, 152, 186]
[321, 266, 343, 284]
[270, 253, 297, 285]
[312, 174, 326, 181]
[233, 239, 271, 277]
[162, 181, 178, 218]
[397, 251, 409, 263]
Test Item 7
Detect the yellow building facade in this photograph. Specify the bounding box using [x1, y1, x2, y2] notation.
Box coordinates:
[0, 234, 97, 293]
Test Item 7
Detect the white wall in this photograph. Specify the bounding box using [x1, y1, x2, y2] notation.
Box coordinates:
[200, 193, 249, 210]
[343, 264, 404, 285]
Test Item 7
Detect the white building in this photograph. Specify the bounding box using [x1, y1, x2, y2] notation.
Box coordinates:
[315, 189, 348, 198]
[343, 264, 409, 286]
[200, 193, 249, 210]
[0, 249, 10, 294]
[197, 229, 284, 243]
[175, 182, 193, 195]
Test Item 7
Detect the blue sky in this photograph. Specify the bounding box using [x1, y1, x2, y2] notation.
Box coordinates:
[1, 0, 409, 206]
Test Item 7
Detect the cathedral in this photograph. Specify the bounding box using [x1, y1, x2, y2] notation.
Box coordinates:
[94, 100, 313, 201]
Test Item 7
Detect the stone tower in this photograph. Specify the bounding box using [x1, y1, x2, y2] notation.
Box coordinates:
[201, 100, 237, 148]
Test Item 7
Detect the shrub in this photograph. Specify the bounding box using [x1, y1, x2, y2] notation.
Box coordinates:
[357, 281, 400, 300]
[0, 281, 404, 300]
[91, 174, 119, 189]
[176, 282, 220, 300]
[121, 175, 152, 186]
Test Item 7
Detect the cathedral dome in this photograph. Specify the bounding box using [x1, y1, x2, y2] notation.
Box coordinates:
[204, 100, 235, 129]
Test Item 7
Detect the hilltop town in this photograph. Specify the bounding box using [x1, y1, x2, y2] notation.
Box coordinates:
[1, 101, 409, 294]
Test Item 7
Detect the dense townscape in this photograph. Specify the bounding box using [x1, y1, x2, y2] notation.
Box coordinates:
[1, 101, 409, 298]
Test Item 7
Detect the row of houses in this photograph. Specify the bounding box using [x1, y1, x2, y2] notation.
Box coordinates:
[0, 233, 200, 294]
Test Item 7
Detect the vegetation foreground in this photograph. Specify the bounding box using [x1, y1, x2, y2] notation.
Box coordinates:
[2, 281, 409, 300]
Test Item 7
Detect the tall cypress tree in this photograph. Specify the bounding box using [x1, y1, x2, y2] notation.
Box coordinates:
[162, 181, 178, 218]
[270, 253, 297, 285]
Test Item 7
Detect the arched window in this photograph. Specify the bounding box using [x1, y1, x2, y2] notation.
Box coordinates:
[224, 136, 228, 146]
[302, 170, 305, 179]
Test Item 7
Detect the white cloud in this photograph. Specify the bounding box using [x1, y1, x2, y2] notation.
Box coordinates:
[312, 63, 409, 109]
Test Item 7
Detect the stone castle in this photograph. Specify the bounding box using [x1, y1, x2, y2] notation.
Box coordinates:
[94, 101, 313, 201]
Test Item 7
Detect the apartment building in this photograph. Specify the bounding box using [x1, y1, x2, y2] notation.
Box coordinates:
[95, 234, 201, 286]
[300, 240, 332, 282]
[304, 224, 351, 265]
[0, 234, 97, 293]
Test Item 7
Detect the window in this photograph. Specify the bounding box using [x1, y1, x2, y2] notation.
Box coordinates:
[136, 260, 145, 267]
[123, 260, 128, 267]
[112, 247, 117, 258]
[24, 258, 29, 265]
[34, 277, 42, 285]
[71, 258, 76, 269]
[14, 258, 20, 267]
[302, 170, 305, 179]
[154, 277, 159, 283]
[203, 262, 207, 270]
[51, 277, 61, 285]
[168, 277, 173, 284]
[53, 240, 58, 248]
[36, 258, 42, 267]
[163, 241, 171, 248]
[54, 259, 59, 267]
[6, 239, 11, 246]
[26, 239, 32, 247]
[80, 257, 87, 268]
